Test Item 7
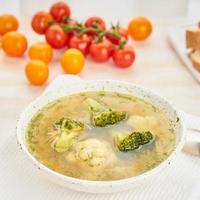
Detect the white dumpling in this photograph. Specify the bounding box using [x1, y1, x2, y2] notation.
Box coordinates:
[127, 115, 158, 131]
[65, 138, 117, 169]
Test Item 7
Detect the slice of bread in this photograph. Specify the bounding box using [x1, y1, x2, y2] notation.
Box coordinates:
[186, 29, 200, 49]
[190, 50, 200, 71]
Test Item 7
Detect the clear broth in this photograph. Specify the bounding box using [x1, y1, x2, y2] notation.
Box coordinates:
[26, 92, 175, 181]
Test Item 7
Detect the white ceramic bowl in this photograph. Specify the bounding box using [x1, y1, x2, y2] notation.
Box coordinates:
[17, 75, 186, 193]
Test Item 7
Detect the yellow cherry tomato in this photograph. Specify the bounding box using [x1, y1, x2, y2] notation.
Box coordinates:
[28, 42, 53, 63]
[25, 60, 49, 85]
[128, 17, 152, 41]
[60, 48, 85, 74]
[0, 14, 19, 35]
[2, 31, 27, 57]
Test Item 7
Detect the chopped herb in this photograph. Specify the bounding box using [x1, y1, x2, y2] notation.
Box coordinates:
[116, 93, 136, 101]
[151, 105, 157, 112]
[30, 112, 44, 124]
[98, 91, 105, 97]
[168, 128, 174, 133]
[54, 117, 84, 133]
[80, 93, 86, 97]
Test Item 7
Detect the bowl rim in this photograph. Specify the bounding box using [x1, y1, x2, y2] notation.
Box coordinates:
[16, 79, 186, 187]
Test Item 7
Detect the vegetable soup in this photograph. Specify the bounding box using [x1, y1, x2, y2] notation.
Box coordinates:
[26, 91, 175, 181]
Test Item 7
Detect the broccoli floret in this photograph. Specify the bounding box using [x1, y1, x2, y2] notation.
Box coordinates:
[54, 117, 84, 133]
[115, 131, 154, 152]
[54, 132, 79, 153]
[93, 110, 127, 127]
[50, 117, 84, 153]
[85, 98, 128, 127]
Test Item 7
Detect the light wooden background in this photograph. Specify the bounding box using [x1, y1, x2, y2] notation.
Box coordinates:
[0, 20, 200, 118]
[0, 1, 200, 200]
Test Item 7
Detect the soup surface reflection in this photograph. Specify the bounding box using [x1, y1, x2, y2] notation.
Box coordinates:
[26, 92, 175, 181]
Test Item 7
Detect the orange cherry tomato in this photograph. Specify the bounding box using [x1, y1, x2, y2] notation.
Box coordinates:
[2, 31, 27, 57]
[25, 60, 49, 85]
[28, 42, 53, 63]
[0, 14, 19, 35]
[60, 48, 85, 74]
[128, 17, 152, 41]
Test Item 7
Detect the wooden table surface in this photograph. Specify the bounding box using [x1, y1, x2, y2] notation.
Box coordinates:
[0, 21, 200, 120]
[0, 1, 200, 200]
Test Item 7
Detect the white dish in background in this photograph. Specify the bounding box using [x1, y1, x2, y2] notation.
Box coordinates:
[168, 24, 200, 83]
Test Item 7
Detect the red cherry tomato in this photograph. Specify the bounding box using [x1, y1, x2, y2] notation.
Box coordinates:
[50, 2, 71, 22]
[68, 34, 91, 55]
[31, 11, 52, 34]
[112, 45, 135, 68]
[89, 40, 113, 62]
[45, 24, 68, 49]
[106, 27, 128, 45]
[84, 16, 106, 37]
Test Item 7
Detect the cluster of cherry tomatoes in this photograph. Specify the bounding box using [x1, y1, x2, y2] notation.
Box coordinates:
[0, 1, 152, 86]
[31, 2, 138, 69]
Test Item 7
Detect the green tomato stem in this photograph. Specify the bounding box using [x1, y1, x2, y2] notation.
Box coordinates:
[78, 27, 103, 37]
[96, 31, 127, 48]
[60, 22, 127, 48]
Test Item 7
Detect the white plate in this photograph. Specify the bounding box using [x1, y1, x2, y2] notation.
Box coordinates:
[168, 24, 200, 83]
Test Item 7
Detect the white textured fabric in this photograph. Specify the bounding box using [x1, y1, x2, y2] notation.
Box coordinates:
[1, 76, 200, 200]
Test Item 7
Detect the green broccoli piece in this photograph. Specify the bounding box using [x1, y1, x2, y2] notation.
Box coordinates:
[93, 110, 128, 127]
[115, 131, 154, 152]
[51, 117, 84, 152]
[54, 132, 79, 153]
[85, 98, 128, 127]
[54, 117, 84, 133]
